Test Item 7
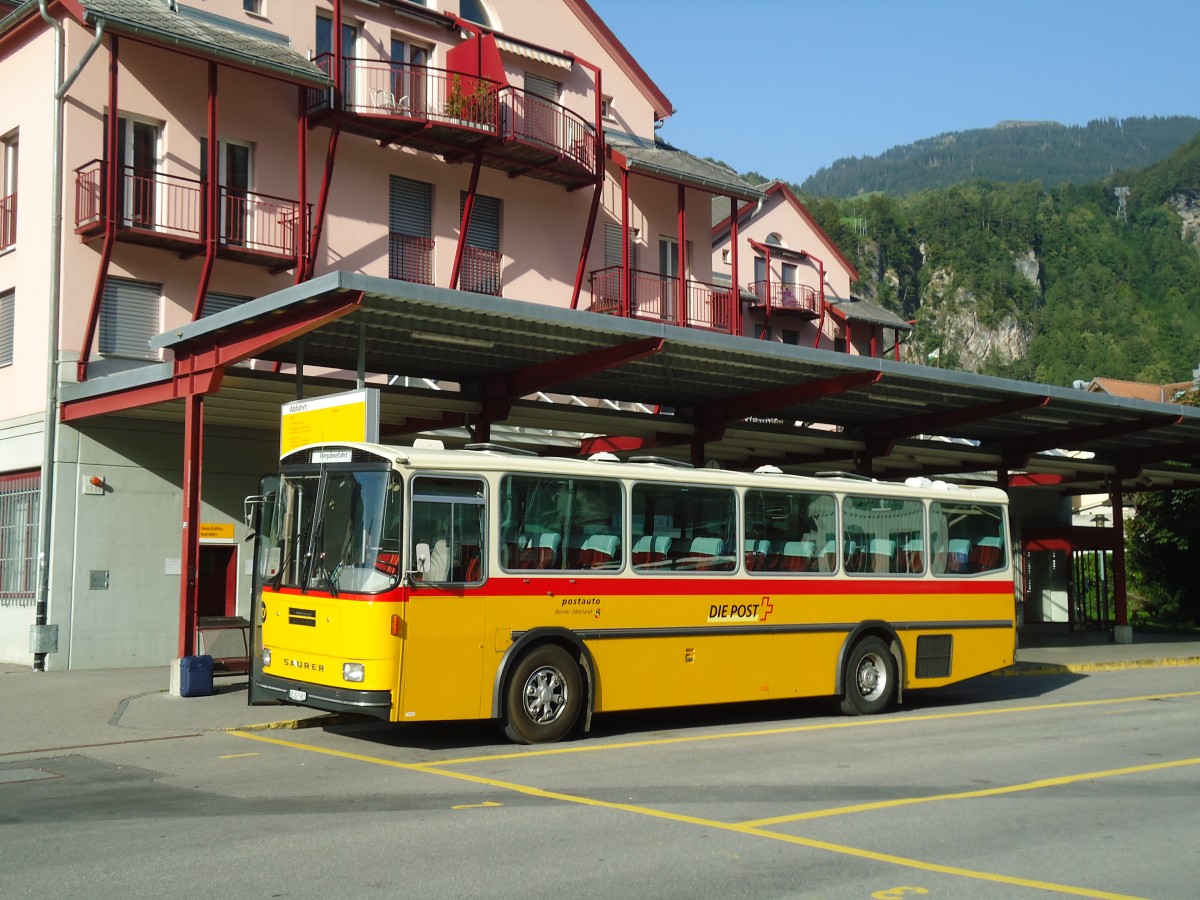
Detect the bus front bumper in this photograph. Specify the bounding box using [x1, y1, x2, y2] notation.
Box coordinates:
[256, 672, 393, 721]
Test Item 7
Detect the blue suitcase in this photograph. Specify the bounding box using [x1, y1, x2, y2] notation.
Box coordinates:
[180, 654, 214, 697]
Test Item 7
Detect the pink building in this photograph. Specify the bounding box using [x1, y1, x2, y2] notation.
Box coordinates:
[712, 181, 910, 357]
[0, 0, 778, 667]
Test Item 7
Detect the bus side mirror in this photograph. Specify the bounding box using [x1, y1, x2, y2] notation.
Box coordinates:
[407, 543, 431, 582]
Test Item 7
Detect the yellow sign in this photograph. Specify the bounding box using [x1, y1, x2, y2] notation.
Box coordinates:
[199, 522, 236, 540]
[280, 389, 379, 457]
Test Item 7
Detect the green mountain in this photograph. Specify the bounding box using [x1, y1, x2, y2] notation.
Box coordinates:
[797, 133, 1200, 387]
[799, 117, 1200, 198]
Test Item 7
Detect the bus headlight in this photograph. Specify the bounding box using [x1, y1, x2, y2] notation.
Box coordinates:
[262, 647, 272, 667]
[343, 662, 365, 683]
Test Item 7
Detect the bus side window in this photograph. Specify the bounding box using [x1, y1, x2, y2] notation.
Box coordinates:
[930, 501, 1007, 575]
[410, 475, 486, 585]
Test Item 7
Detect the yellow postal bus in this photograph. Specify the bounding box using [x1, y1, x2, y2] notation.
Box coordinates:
[247, 442, 1015, 743]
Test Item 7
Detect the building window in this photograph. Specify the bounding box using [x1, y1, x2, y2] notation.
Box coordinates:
[200, 138, 254, 247]
[459, 0, 494, 28]
[720, 248, 730, 266]
[243, 0, 263, 15]
[389, 175, 433, 285]
[99, 277, 161, 360]
[0, 289, 13, 366]
[117, 117, 161, 230]
[459, 191, 501, 295]
[601, 96, 614, 120]
[0, 471, 39, 601]
[2, 130, 18, 251]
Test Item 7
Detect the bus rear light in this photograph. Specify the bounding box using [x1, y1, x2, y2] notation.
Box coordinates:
[343, 662, 365, 682]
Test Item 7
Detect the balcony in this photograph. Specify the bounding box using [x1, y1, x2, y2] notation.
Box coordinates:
[307, 56, 597, 190]
[74, 160, 305, 267]
[750, 281, 820, 319]
[460, 247, 502, 296]
[588, 266, 737, 333]
[0, 191, 13, 251]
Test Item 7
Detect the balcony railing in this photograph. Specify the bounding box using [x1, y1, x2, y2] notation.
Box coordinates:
[307, 55, 500, 135]
[305, 57, 596, 186]
[750, 280, 820, 318]
[0, 191, 14, 251]
[498, 87, 596, 173]
[588, 266, 737, 333]
[460, 247, 502, 296]
[73, 160, 305, 259]
[388, 232, 434, 285]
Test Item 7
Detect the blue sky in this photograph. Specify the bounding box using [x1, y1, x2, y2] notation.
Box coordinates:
[587, 0, 1200, 185]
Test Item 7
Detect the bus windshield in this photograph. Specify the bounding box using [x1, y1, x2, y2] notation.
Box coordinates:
[268, 468, 402, 594]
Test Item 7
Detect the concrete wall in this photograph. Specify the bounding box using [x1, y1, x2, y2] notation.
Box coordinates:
[39, 417, 278, 670]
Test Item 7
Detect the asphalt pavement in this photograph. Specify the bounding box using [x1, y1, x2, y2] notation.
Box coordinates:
[2, 630, 1198, 758]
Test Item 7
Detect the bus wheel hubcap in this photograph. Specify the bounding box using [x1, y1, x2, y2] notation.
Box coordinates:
[523, 666, 566, 723]
[857, 654, 884, 700]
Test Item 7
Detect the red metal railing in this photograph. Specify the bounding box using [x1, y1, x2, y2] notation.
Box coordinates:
[388, 232, 434, 285]
[73, 159, 304, 256]
[0, 191, 14, 251]
[750, 280, 819, 317]
[588, 266, 737, 333]
[308, 55, 500, 135]
[460, 247, 502, 295]
[498, 87, 596, 171]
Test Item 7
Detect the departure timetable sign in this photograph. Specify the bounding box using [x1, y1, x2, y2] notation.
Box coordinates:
[279, 388, 379, 458]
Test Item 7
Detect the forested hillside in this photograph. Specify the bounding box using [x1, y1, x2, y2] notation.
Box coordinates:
[795, 133, 1200, 387]
[797, 117, 1200, 198]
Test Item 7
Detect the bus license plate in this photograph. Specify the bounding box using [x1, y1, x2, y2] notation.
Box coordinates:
[288, 689, 307, 702]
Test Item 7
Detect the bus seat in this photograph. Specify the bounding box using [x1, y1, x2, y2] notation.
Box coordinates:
[903, 538, 924, 573]
[464, 555, 481, 582]
[518, 532, 561, 569]
[743, 539, 770, 571]
[778, 540, 814, 572]
[870, 538, 897, 573]
[946, 538, 972, 573]
[632, 534, 672, 567]
[816, 539, 838, 572]
[687, 536, 725, 570]
[577, 533, 619, 569]
[970, 536, 1004, 571]
[843, 539, 863, 573]
[428, 539, 451, 580]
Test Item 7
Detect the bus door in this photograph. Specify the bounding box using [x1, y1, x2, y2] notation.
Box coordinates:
[245, 474, 279, 707]
[401, 475, 488, 720]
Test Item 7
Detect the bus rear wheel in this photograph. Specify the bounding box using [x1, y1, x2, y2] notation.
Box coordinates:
[840, 636, 896, 716]
[504, 645, 582, 744]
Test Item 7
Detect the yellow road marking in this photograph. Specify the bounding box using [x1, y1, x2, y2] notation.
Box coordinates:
[228, 729, 1149, 899]
[741, 756, 1200, 827]
[452, 800, 503, 810]
[426, 689, 1200, 767]
[218, 752, 259, 759]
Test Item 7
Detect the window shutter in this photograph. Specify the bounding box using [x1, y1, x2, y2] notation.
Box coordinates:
[203, 292, 251, 318]
[459, 191, 500, 251]
[603, 223, 637, 269]
[0, 290, 13, 367]
[389, 175, 432, 238]
[99, 278, 160, 359]
[523, 73, 561, 102]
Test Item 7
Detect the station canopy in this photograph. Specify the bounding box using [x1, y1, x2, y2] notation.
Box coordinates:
[62, 271, 1200, 494]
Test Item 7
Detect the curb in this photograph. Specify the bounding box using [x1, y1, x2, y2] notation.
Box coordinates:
[221, 713, 361, 732]
[997, 656, 1200, 677]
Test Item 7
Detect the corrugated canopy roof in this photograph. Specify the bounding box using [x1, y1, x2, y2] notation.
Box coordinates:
[60, 271, 1200, 494]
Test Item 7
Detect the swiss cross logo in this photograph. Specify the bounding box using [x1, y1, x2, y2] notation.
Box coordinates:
[759, 597, 774, 621]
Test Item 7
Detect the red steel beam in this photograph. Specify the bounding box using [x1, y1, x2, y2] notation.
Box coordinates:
[450, 151, 484, 290]
[62, 291, 365, 422]
[192, 62, 219, 319]
[78, 33, 120, 382]
[478, 337, 664, 423]
[1002, 414, 1183, 467]
[178, 393, 203, 657]
[693, 370, 883, 441]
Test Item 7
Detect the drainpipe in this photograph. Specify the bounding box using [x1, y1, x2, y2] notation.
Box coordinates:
[33, 3, 106, 670]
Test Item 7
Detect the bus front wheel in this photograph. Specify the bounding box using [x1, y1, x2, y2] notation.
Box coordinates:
[840, 636, 897, 716]
[503, 645, 582, 744]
